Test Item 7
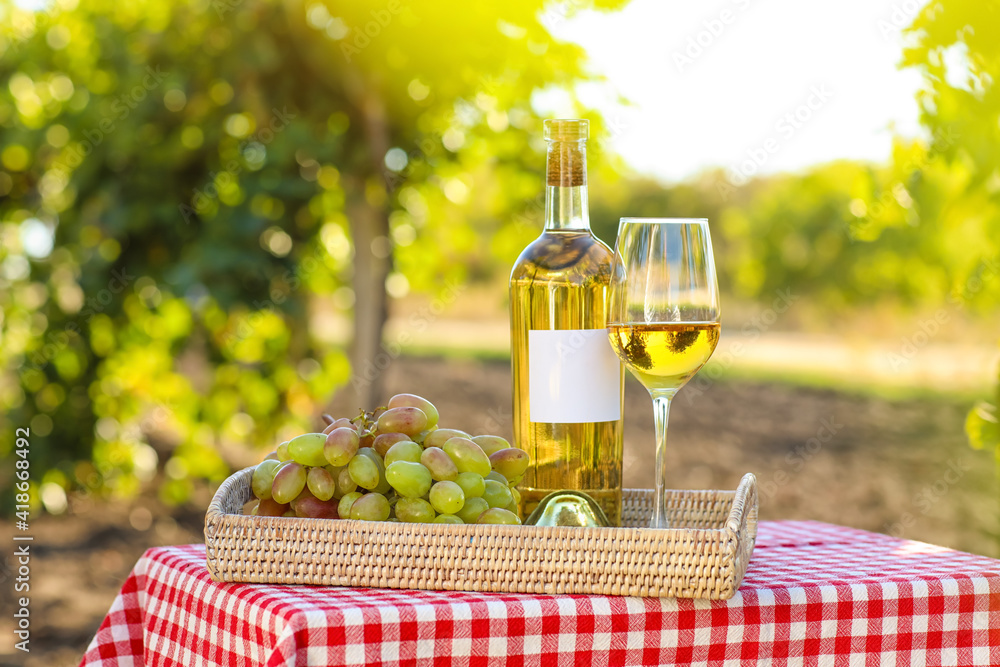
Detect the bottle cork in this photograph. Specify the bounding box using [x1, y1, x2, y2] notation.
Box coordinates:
[544, 119, 589, 142]
[544, 119, 588, 188]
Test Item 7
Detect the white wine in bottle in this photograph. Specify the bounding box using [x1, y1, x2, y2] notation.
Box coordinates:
[509, 119, 625, 525]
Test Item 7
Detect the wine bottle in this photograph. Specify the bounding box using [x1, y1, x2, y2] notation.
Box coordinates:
[509, 118, 625, 525]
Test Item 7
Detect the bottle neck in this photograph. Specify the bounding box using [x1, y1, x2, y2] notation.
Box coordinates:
[544, 140, 590, 231]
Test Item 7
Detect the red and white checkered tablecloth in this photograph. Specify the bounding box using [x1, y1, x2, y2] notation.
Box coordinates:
[80, 521, 1000, 666]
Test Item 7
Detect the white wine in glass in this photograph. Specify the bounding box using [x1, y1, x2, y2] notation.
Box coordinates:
[607, 218, 721, 529]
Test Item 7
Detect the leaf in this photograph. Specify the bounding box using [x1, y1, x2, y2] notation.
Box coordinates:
[965, 402, 1000, 452]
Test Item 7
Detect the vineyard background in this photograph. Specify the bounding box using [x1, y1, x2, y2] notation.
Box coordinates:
[1, 0, 999, 663]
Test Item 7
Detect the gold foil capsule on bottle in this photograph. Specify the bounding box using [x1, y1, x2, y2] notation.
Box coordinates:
[524, 490, 611, 527]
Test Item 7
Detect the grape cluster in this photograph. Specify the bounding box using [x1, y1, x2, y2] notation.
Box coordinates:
[249, 393, 527, 525]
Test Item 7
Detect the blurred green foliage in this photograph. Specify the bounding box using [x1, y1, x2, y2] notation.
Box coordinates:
[1, 0, 997, 513]
[0, 0, 623, 511]
[894, 0, 1000, 455]
[593, 162, 929, 310]
[592, 144, 997, 319]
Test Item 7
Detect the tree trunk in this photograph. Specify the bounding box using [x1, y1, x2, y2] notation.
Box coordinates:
[335, 80, 393, 416]
[340, 189, 391, 414]
[279, 7, 394, 416]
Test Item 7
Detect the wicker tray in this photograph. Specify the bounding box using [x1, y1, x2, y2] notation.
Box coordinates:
[205, 467, 758, 599]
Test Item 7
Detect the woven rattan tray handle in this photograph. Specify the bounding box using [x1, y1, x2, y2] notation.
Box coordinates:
[204, 465, 254, 575]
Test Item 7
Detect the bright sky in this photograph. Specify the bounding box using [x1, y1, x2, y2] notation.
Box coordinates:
[539, 0, 929, 182]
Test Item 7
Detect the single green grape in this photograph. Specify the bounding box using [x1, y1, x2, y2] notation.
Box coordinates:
[355, 448, 392, 494]
[350, 492, 391, 521]
[348, 454, 380, 490]
[395, 497, 436, 523]
[338, 491, 363, 519]
[276, 441, 291, 461]
[420, 447, 458, 482]
[288, 433, 329, 467]
[454, 472, 485, 499]
[428, 480, 465, 515]
[477, 508, 521, 525]
[307, 466, 336, 501]
[488, 448, 530, 482]
[471, 435, 510, 457]
[252, 459, 281, 500]
[384, 440, 423, 466]
[456, 497, 489, 524]
[336, 466, 358, 496]
[422, 428, 471, 449]
[323, 417, 357, 435]
[485, 471, 508, 485]
[387, 393, 440, 429]
[384, 460, 432, 498]
[324, 427, 360, 467]
[271, 462, 307, 505]
[433, 514, 463, 524]
[482, 480, 513, 509]
[376, 407, 428, 437]
[443, 437, 491, 477]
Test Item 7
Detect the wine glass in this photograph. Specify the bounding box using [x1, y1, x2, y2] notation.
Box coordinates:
[607, 218, 721, 529]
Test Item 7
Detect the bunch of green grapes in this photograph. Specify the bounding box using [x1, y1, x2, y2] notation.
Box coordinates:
[249, 393, 528, 526]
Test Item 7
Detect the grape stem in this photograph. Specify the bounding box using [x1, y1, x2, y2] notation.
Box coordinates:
[352, 409, 376, 431]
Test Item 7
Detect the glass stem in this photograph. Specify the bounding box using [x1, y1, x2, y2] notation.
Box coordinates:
[650, 391, 675, 529]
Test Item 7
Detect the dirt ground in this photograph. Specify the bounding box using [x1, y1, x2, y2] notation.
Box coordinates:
[3, 354, 998, 666]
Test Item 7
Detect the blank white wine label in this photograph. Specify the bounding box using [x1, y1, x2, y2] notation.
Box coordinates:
[528, 329, 622, 423]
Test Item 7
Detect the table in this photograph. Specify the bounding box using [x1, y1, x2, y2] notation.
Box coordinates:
[80, 521, 1000, 666]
